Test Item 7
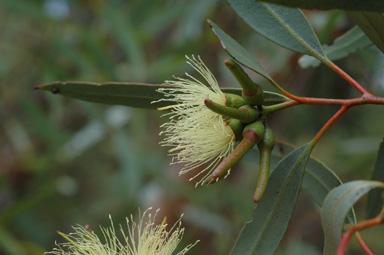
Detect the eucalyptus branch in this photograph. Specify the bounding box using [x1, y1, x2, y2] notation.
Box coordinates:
[337, 211, 384, 255]
[327, 60, 373, 96]
[310, 105, 349, 147]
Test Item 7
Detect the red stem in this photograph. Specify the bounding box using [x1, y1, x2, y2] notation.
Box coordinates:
[327, 61, 373, 96]
[337, 215, 384, 255]
[355, 232, 374, 255]
[294, 95, 384, 106]
[311, 105, 349, 146]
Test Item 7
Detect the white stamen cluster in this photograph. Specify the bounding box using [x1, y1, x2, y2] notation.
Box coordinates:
[46, 208, 198, 255]
[155, 55, 236, 186]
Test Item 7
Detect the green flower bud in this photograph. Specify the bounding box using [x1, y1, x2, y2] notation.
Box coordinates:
[225, 93, 246, 108]
[212, 121, 265, 180]
[243, 121, 265, 144]
[204, 99, 259, 123]
[254, 127, 275, 203]
[225, 118, 244, 141]
[225, 59, 264, 106]
[242, 86, 264, 107]
[257, 126, 275, 149]
[238, 105, 260, 124]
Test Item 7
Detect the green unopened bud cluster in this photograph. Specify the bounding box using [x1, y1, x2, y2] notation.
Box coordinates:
[205, 59, 275, 203]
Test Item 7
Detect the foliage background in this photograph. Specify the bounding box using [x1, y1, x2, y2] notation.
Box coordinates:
[0, 0, 383, 254]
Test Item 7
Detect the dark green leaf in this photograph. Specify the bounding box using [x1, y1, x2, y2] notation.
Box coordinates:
[348, 11, 384, 54]
[208, 20, 275, 84]
[230, 144, 312, 255]
[366, 138, 384, 218]
[247, 0, 384, 12]
[299, 26, 373, 68]
[226, 0, 327, 61]
[322, 180, 384, 255]
[36, 81, 288, 109]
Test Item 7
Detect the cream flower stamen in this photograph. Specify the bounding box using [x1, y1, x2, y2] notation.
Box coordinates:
[46, 208, 198, 255]
[154, 55, 236, 186]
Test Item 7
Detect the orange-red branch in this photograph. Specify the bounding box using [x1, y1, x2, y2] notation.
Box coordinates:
[311, 105, 349, 146]
[293, 95, 384, 106]
[337, 215, 384, 255]
[355, 232, 374, 255]
[327, 61, 373, 96]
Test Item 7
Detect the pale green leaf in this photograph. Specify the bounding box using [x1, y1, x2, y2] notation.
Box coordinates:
[322, 180, 384, 255]
[299, 26, 373, 68]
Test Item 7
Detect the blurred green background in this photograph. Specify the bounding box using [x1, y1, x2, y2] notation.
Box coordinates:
[0, 0, 383, 254]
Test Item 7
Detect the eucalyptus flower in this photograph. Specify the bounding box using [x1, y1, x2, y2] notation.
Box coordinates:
[47, 208, 197, 255]
[155, 55, 237, 186]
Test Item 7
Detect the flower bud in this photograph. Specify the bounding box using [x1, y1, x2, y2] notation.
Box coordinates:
[204, 99, 259, 123]
[254, 127, 275, 203]
[225, 118, 244, 141]
[243, 121, 265, 144]
[212, 121, 265, 179]
[225, 59, 264, 106]
[225, 93, 246, 108]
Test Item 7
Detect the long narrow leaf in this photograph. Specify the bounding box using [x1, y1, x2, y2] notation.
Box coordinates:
[208, 20, 275, 84]
[230, 144, 312, 255]
[35, 81, 288, 109]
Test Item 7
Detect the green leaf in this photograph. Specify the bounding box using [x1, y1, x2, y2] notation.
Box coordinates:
[348, 11, 384, 54]
[208, 20, 275, 84]
[322, 180, 384, 255]
[226, 0, 327, 61]
[303, 157, 342, 207]
[230, 144, 312, 255]
[36, 81, 288, 109]
[299, 26, 373, 68]
[276, 143, 355, 224]
[245, 0, 384, 12]
[366, 138, 384, 218]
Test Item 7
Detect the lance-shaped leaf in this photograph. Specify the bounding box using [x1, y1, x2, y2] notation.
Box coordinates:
[208, 20, 275, 84]
[230, 144, 312, 255]
[322, 180, 384, 255]
[227, 0, 328, 62]
[303, 157, 342, 207]
[299, 26, 373, 68]
[35, 81, 288, 109]
[246, 0, 384, 12]
[366, 138, 384, 218]
[349, 11, 384, 54]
